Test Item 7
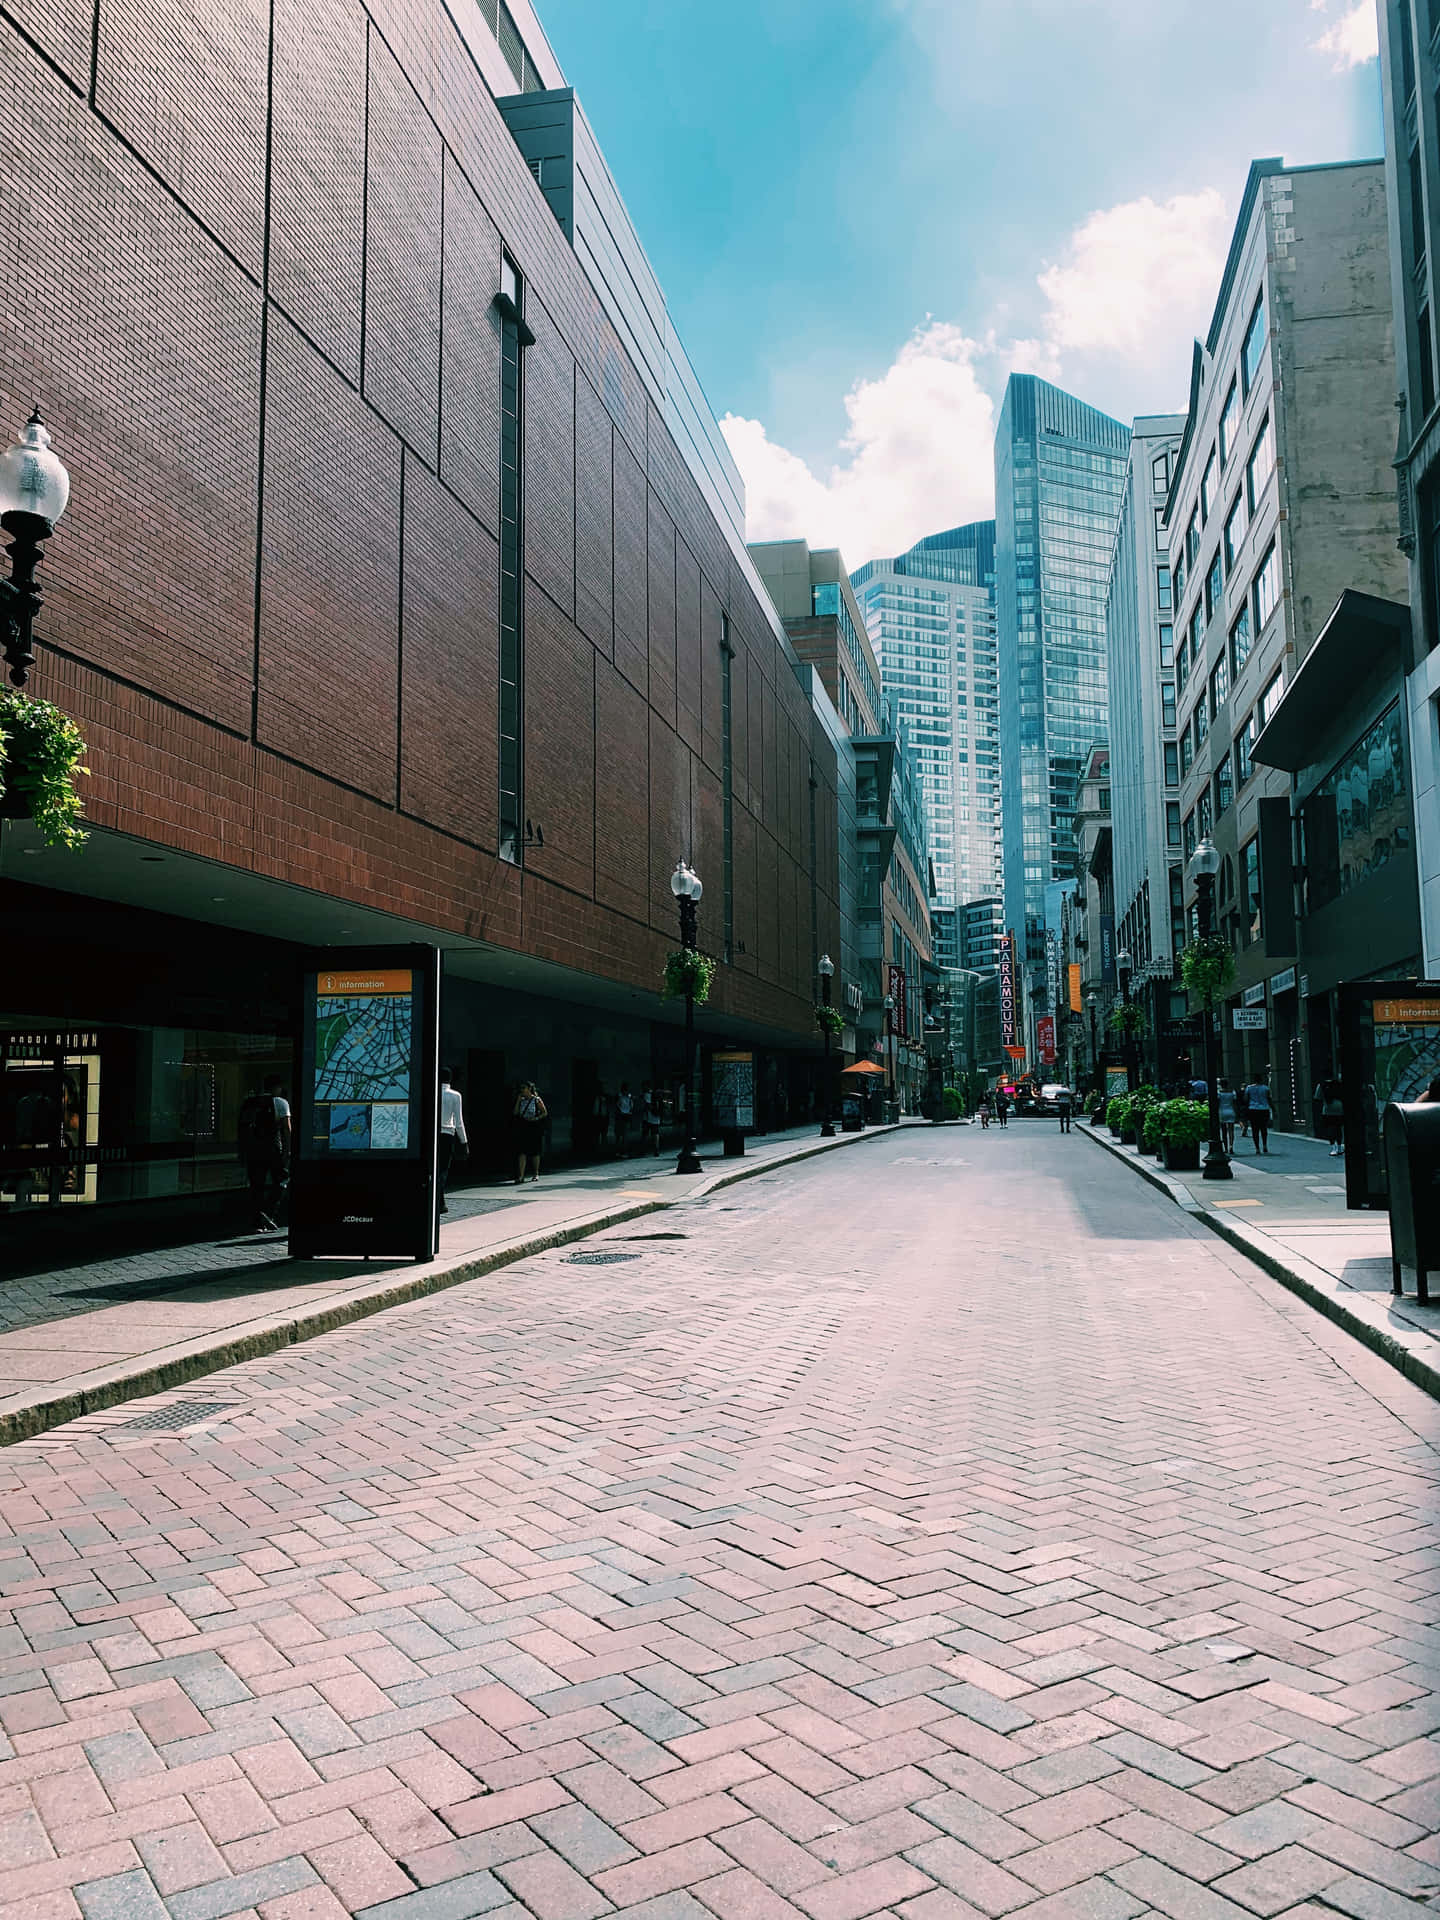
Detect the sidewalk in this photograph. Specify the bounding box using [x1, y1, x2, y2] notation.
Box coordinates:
[1080, 1116, 1440, 1393]
[0, 1122, 899, 1445]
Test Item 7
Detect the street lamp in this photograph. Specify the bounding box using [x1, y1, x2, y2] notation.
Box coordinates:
[883, 992, 897, 1122]
[1187, 834, 1233, 1182]
[818, 953, 836, 1137]
[1117, 947, 1137, 1091]
[670, 860, 703, 1174]
[1087, 991, 1098, 1082]
[0, 410, 70, 688]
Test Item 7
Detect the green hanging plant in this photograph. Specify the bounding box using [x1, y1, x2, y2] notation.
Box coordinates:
[815, 1003, 845, 1037]
[662, 948, 715, 1005]
[0, 692, 89, 849]
[1108, 1001, 1148, 1039]
[1180, 934, 1236, 1006]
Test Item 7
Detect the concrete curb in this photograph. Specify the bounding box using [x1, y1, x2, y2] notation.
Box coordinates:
[0, 1124, 899, 1448]
[1079, 1120, 1440, 1400]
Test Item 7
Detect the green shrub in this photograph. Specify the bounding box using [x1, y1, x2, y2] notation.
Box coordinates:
[1106, 1095, 1129, 1131]
[1162, 1098, 1210, 1145]
[1143, 1105, 1167, 1149]
[661, 949, 714, 1004]
[0, 692, 89, 849]
[942, 1086, 963, 1119]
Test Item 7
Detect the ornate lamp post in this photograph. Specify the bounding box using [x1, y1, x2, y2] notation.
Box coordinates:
[0, 411, 71, 687]
[883, 992, 897, 1122]
[1087, 990, 1098, 1084]
[818, 952, 836, 1137]
[670, 860, 703, 1174]
[1187, 835, 1233, 1182]
[1117, 947, 1137, 1091]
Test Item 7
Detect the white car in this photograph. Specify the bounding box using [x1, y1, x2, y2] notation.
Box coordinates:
[1038, 1083, 1072, 1114]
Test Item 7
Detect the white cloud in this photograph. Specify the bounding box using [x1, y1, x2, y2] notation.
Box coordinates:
[1312, 0, 1379, 69]
[724, 190, 1230, 565]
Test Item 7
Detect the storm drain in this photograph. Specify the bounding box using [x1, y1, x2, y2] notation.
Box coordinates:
[564, 1251, 640, 1266]
[118, 1400, 242, 1432]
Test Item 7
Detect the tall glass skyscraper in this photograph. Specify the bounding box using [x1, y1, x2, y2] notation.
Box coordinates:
[995, 376, 1130, 963]
[852, 523, 998, 970]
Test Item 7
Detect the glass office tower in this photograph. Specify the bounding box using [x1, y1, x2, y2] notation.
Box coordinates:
[852, 523, 999, 970]
[995, 376, 1129, 964]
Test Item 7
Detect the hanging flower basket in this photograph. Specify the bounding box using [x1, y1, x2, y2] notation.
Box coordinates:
[815, 1003, 845, 1037]
[1180, 934, 1236, 1006]
[1108, 1001, 1147, 1039]
[0, 692, 89, 849]
[661, 948, 714, 1005]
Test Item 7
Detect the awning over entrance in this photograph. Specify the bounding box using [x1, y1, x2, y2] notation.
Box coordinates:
[1252, 591, 1410, 775]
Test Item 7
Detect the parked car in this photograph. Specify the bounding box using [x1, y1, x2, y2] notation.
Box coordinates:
[1036, 1083, 1073, 1115]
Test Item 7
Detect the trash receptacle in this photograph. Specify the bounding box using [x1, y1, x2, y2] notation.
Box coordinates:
[1384, 1101, 1440, 1302]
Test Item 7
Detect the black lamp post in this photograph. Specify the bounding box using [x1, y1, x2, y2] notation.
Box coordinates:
[1117, 947, 1136, 1091]
[670, 860, 703, 1174]
[0, 411, 71, 688]
[1087, 991, 1098, 1084]
[883, 992, 897, 1122]
[818, 952, 836, 1136]
[1188, 834, 1233, 1182]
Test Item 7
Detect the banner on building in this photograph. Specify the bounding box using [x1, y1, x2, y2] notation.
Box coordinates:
[1037, 1015, 1056, 1064]
[1045, 929, 1060, 1014]
[1068, 963, 1082, 1014]
[999, 933, 1017, 1048]
[886, 964, 908, 1038]
[1099, 913, 1116, 986]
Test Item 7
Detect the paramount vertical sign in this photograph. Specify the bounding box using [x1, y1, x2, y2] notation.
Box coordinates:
[999, 931, 1017, 1050]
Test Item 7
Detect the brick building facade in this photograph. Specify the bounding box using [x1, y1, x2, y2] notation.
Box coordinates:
[0, 0, 840, 1234]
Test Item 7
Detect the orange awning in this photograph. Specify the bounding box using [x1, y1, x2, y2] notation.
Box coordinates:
[839, 1060, 886, 1075]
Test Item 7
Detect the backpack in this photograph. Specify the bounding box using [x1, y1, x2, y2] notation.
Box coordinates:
[238, 1094, 283, 1162]
[618, 1093, 633, 1117]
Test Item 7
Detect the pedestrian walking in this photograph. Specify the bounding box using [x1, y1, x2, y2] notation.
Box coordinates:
[513, 1081, 547, 1183]
[437, 1068, 467, 1214]
[614, 1083, 634, 1156]
[238, 1075, 290, 1232]
[640, 1082, 662, 1155]
[1056, 1086, 1073, 1134]
[1190, 1073, 1208, 1100]
[979, 1095, 992, 1129]
[1244, 1072, 1272, 1153]
[593, 1086, 611, 1155]
[994, 1088, 1009, 1128]
[1236, 1080, 1252, 1143]
[1320, 1078, 1345, 1156]
[1216, 1078, 1237, 1154]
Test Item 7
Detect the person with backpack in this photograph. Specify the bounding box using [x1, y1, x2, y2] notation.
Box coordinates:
[1056, 1086, 1074, 1135]
[994, 1088, 1009, 1128]
[614, 1083, 634, 1156]
[513, 1081, 547, 1183]
[238, 1076, 291, 1231]
[1244, 1072, 1273, 1153]
[1217, 1079, 1238, 1154]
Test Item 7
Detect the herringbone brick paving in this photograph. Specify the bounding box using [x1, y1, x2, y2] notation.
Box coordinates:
[0, 1128, 1436, 1920]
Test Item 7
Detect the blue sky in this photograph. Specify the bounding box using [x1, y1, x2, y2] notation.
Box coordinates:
[536, 0, 1385, 562]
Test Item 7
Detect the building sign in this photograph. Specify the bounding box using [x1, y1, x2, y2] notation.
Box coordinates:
[1300, 974, 1310, 1000]
[1005, 1044, 1027, 1060]
[1099, 913, 1115, 985]
[291, 945, 439, 1261]
[1068, 964, 1082, 1014]
[712, 1051, 755, 1130]
[1270, 967, 1297, 996]
[1106, 1065, 1129, 1098]
[1375, 997, 1440, 1024]
[1045, 929, 1060, 1014]
[1243, 982, 1267, 1007]
[887, 964, 908, 1038]
[1338, 980, 1440, 1210]
[1233, 1008, 1268, 1030]
[1037, 1015, 1056, 1064]
[999, 933, 1017, 1049]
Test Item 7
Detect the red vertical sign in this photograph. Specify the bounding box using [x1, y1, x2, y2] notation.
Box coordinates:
[1038, 1015, 1056, 1064]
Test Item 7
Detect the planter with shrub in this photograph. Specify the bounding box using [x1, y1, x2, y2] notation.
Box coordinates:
[1160, 1098, 1210, 1172]
[0, 693, 88, 848]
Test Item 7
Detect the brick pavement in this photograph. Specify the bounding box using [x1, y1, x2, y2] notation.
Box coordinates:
[0, 1125, 1436, 1920]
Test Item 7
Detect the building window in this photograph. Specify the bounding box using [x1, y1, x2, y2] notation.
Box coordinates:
[1194, 695, 1209, 745]
[1161, 681, 1176, 729]
[1153, 506, 1168, 540]
[1205, 551, 1224, 622]
[1410, 142, 1427, 269]
[1189, 601, 1203, 662]
[1219, 380, 1240, 465]
[1300, 702, 1408, 912]
[1186, 508, 1200, 566]
[1420, 304, 1437, 418]
[1173, 548, 1186, 602]
[1215, 756, 1233, 815]
[1184, 809, 1197, 858]
[1253, 540, 1281, 631]
[1246, 414, 1275, 510]
[1201, 446, 1217, 523]
[1209, 652, 1230, 718]
[1166, 801, 1182, 847]
[1157, 564, 1172, 611]
[1177, 631, 1190, 688]
[1259, 668, 1284, 726]
[1229, 602, 1253, 678]
[498, 252, 526, 864]
[1159, 622, 1174, 668]
[1241, 291, 1268, 397]
[1223, 493, 1246, 572]
[1242, 836, 1261, 944]
[1165, 739, 1179, 786]
[1235, 710, 1255, 785]
[1180, 729, 1193, 776]
[1152, 451, 1170, 494]
[1198, 787, 1213, 838]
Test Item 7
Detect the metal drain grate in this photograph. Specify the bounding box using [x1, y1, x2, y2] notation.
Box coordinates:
[564, 1251, 640, 1265]
[118, 1400, 241, 1432]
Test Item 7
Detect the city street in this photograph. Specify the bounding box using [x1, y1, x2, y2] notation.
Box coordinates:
[0, 1131, 1437, 1920]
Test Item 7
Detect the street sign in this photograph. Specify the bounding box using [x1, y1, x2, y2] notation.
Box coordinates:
[1233, 1008, 1267, 1030]
[1243, 983, 1266, 1007]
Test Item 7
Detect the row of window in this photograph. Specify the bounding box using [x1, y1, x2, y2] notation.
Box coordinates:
[1176, 541, 1280, 723]
[1173, 413, 1275, 603]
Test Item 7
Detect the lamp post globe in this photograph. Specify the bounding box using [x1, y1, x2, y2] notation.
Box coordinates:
[671, 859, 703, 1175]
[1185, 834, 1232, 1181]
[882, 993, 897, 1122]
[1086, 990, 1098, 1082]
[818, 953, 836, 1137]
[0, 410, 71, 688]
[1115, 949, 1137, 1090]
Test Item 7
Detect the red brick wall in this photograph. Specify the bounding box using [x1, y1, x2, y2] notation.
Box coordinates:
[0, 0, 836, 1037]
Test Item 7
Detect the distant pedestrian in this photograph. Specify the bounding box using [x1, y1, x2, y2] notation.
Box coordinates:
[1236, 1081, 1252, 1143]
[994, 1089, 1009, 1129]
[615, 1083, 634, 1156]
[1216, 1078, 1237, 1154]
[641, 1082, 662, 1154]
[1190, 1074, 1208, 1101]
[1244, 1073, 1272, 1153]
[437, 1068, 467, 1214]
[1056, 1087, 1073, 1134]
[513, 1081, 547, 1183]
[1320, 1078, 1345, 1157]
[979, 1095, 992, 1130]
[593, 1086, 611, 1154]
[238, 1075, 290, 1232]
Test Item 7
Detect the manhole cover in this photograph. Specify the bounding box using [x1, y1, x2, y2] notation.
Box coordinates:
[118, 1400, 241, 1432]
[565, 1251, 640, 1265]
